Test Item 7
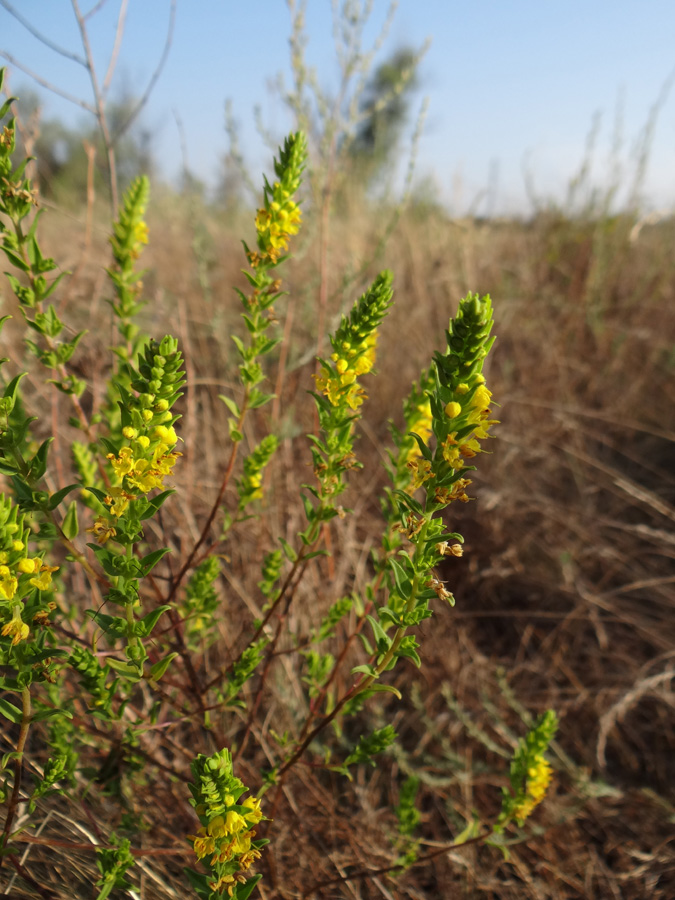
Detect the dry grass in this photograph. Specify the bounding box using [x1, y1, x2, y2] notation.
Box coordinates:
[2, 188, 674, 899]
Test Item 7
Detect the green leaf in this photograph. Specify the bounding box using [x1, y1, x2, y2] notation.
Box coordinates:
[366, 614, 391, 652]
[366, 683, 403, 699]
[409, 431, 432, 460]
[138, 547, 170, 575]
[83, 486, 109, 504]
[235, 874, 262, 900]
[28, 437, 53, 481]
[388, 557, 410, 597]
[62, 500, 79, 539]
[0, 698, 23, 724]
[106, 657, 142, 678]
[47, 483, 80, 510]
[231, 334, 246, 358]
[149, 652, 178, 682]
[219, 394, 240, 418]
[3, 247, 30, 271]
[356, 633, 373, 655]
[278, 537, 297, 562]
[248, 390, 274, 409]
[351, 664, 377, 677]
[31, 707, 73, 723]
[137, 605, 171, 637]
[3, 372, 27, 412]
[139, 490, 174, 520]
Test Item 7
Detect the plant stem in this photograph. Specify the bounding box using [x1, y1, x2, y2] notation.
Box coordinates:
[0, 686, 32, 869]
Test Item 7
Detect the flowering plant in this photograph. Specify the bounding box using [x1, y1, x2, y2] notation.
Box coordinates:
[0, 67, 555, 899]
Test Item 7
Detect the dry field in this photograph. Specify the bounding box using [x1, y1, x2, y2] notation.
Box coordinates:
[3, 188, 674, 899]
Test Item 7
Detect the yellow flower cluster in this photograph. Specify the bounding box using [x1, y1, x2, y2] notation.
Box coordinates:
[255, 190, 302, 263]
[0, 549, 59, 645]
[106, 425, 180, 506]
[405, 398, 433, 462]
[512, 754, 553, 822]
[188, 795, 263, 892]
[128, 220, 149, 260]
[1, 605, 29, 645]
[88, 425, 181, 544]
[407, 457, 434, 491]
[442, 379, 498, 470]
[315, 332, 378, 410]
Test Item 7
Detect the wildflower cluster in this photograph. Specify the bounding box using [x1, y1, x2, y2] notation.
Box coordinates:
[388, 365, 435, 492]
[0, 70, 81, 396]
[0, 495, 57, 647]
[94, 336, 185, 536]
[0, 63, 559, 897]
[314, 272, 392, 412]
[423, 293, 498, 498]
[347, 294, 498, 701]
[252, 132, 305, 265]
[236, 434, 278, 511]
[186, 748, 266, 899]
[309, 271, 393, 513]
[224, 133, 307, 440]
[497, 710, 558, 828]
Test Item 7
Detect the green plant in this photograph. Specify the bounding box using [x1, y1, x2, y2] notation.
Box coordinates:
[0, 68, 557, 899]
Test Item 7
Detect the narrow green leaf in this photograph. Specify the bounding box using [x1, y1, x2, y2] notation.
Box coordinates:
[62, 500, 79, 539]
[139, 547, 170, 575]
[47, 483, 80, 510]
[0, 698, 23, 724]
[366, 683, 403, 699]
[149, 652, 178, 682]
[31, 707, 73, 723]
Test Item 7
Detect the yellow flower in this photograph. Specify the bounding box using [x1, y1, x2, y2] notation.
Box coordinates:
[512, 754, 553, 822]
[407, 458, 434, 490]
[188, 827, 215, 860]
[30, 564, 59, 592]
[242, 795, 263, 824]
[1, 606, 29, 645]
[132, 221, 148, 245]
[86, 517, 117, 545]
[0, 565, 18, 600]
[152, 424, 177, 449]
[126, 458, 163, 493]
[444, 401, 462, 419]
[255, 208, 271, 232]
[223, 810, 246, 834]
[153, 450, 180, 477]
[108, 447, 135, 478]
[239, 846, 262, 870]
[105, 487, 135, 518]
[17, 557, 38, 574]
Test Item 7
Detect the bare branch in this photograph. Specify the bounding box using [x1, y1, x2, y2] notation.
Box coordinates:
[102, 0, 129, 97]
[0, 50, 95, 113]
[0, 0, 86, 66]
[112, 0, 177, 143]
[83, 0, 110, 20]
[71, 0, 118, 211]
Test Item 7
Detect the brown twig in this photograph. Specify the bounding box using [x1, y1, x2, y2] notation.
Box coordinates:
[300, 831, 493, 897]
[0, 686, 32, 870]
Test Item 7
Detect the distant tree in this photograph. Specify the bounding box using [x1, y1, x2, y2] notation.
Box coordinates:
[348, 47, 420, 187]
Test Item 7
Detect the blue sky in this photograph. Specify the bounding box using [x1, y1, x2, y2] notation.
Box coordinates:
[2, 0, 675, 213]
